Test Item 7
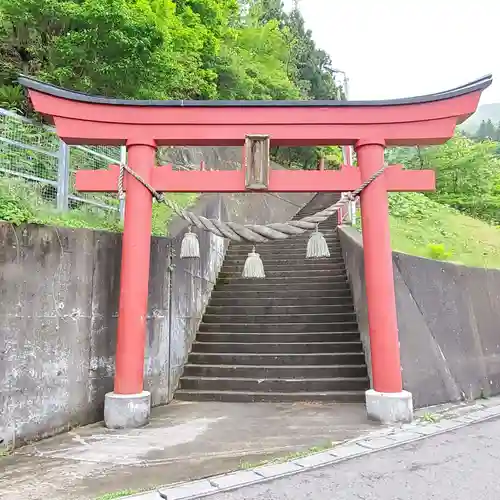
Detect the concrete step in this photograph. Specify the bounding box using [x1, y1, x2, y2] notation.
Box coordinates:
[214, 284, 350, 295]
[226, 244, 342, 255]
[191, 341, 363, 354]
[205, 304, 354, 316]
[179, 376, 369, 392]
[228, 246, 342, 253]
[215, 275, 349, 295]
[295, 206, 339, 211]
[228, 237, 341, 247]
[225, 251, 344, 261]
[231, 230, 338, 239]
[294, 211, 339, 216]
[198, 322, 359, 333]
[224, 253, 344, 262]
[219, 274, 346, 282]
[221, 265, 346, 275]
[173, 194, 365, 405]
[294, 212, 338, 216]
[183, 364, 368, 379]
[231, 228, 338, 238]
[288, 227, 337, 234]
[175, 390, 366, 403]
[218, 269, 346, 279]
[224, 255, 345, 269]
[187, 352, 366, 365]
[221, 261, 344, 272]
[291, 216, 338, 222]
[229, 236, 340, 249]
[290, 221, 338, 227]
[202, 312, 357, 324]
[231, 230, 339, 238]
[210, 289, 352, 300]
[208, 295, 353, 306]
[212, 285, 351, 296]
[196, 332, 362, 343]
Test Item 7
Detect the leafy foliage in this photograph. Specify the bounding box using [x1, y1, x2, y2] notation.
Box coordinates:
[426, 243, 452, 261]
[216, 18, 300, 100]
[0, 0, 343, 168]
[0, 0, 338, 104]
[0, 175, 196, 235]
[387, 135, 500, 225]
[0, 177, 34, 224]
[244, 1, 343, 169]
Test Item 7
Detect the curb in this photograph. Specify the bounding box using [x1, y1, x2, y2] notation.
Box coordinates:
[129, 399, 500, 500]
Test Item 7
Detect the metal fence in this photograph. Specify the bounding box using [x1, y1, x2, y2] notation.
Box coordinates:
[0, 107, 124, 216]
[0, 106, 361, 226]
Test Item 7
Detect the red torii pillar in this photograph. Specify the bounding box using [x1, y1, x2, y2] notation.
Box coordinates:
[19, 74, 491, 427]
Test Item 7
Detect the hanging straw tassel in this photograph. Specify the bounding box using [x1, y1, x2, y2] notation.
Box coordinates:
[242, 246, 265, 278]
[306, 225, 330, 259]
[180, 227, 200, 259]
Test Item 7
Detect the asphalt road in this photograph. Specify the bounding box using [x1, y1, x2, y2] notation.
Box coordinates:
[211, 417, 500, 500]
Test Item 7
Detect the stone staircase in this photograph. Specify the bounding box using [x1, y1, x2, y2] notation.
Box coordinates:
[175, 193, 369, 403]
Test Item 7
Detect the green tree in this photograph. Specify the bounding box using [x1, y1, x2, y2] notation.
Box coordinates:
[387, 135, 500, 224]
[426, 135, 498, 196]
[476, 120, 488, 139]
[284, 8, 338, 100]
[0, 0, 169, 103]
[0, 0, 242, 105]
[0, 0, 343, 169]
[240, 0, 342, 169]
[216, 19, 300, 100]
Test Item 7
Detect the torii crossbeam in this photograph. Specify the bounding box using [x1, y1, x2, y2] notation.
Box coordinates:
[19, 74, 492, 428]
[75, 163, 435, 193]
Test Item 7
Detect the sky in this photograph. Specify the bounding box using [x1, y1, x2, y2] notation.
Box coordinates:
[283, 0, 498, 104]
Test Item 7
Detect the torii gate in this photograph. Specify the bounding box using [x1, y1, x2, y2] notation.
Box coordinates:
[20, 75, 491, 428]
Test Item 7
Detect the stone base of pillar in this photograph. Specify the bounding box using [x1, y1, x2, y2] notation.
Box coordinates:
[365, 389, 413, 424]
[104, 391, 151, 429]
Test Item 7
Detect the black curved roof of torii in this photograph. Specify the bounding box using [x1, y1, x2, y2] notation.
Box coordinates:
[18, 74, 493, 108]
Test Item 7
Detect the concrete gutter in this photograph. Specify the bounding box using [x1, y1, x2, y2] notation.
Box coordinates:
[129, 397, 500, 500]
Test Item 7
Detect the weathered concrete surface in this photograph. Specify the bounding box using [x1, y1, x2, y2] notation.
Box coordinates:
[0, 222, 170, 448]
[0, 146, 313, 447]
[339, 226, 500, 409]
[365, 389, 413, 424]
[0, 401, 377, 500]
[104, 391, 151, 429]
[206, 415, 500, 500]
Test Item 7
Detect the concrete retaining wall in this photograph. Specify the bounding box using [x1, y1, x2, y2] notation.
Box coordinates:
[0, 146, 313, 447]
[339, 226, 500, 409]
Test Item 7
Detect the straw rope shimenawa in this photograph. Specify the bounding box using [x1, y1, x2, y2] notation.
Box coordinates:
[117, 162, 387, 277]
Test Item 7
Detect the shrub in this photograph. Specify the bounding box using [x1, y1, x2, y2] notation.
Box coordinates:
[426, 243, 452, 261]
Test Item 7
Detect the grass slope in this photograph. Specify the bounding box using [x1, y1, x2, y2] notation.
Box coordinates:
[387, 193, 500, 269]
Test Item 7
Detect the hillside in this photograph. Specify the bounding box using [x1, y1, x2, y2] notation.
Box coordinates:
[387, 193, 500, 269]
[460, 102, 500, 133]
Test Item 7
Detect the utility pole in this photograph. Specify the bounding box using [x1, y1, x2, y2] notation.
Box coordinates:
[332, 68, 353, 166]
[332, 68, 356, 224]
